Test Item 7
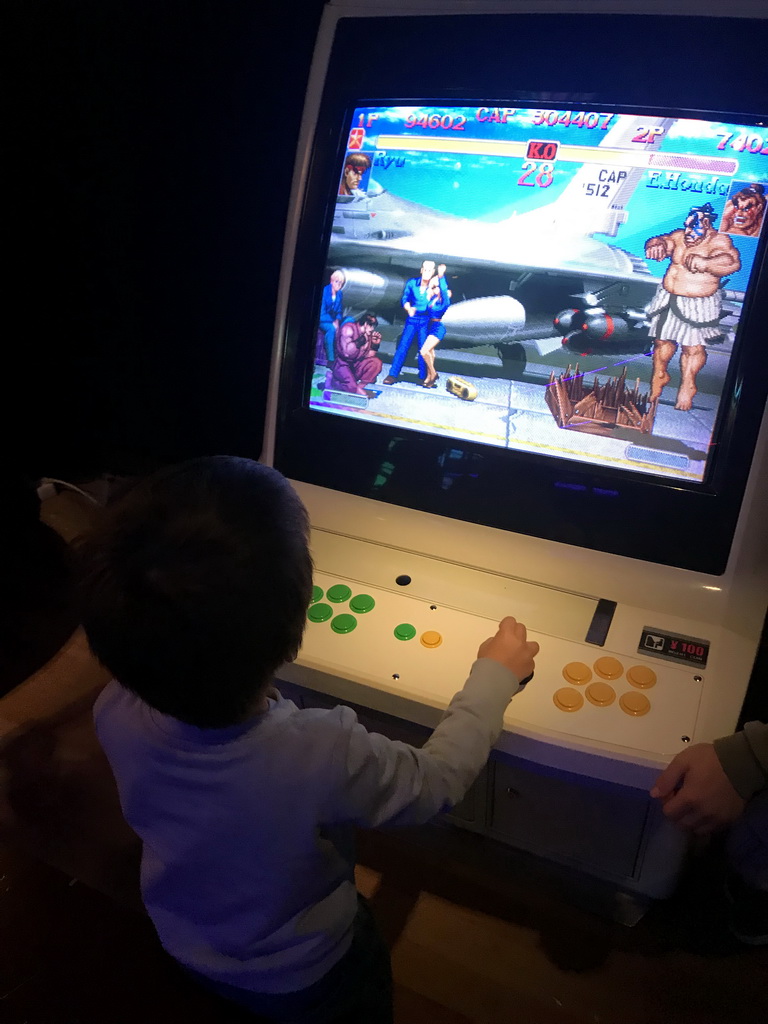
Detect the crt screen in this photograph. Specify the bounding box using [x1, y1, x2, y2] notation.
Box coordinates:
[309, 105, 767, 485]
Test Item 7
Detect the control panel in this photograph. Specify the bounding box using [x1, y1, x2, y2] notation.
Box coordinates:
[298, 567, 704, 762]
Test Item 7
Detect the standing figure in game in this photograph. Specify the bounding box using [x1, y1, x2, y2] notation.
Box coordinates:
[338, 152, 372, 197]
[318, 269, 346, 365]
[644, 203, 740, 411]
[720, 183, 766, 238]
[383, 259, 436, 385]
[330, 312, 382, 396]
[420, 264, 451, 388]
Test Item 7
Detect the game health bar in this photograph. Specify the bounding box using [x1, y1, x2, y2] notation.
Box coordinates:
[375, 135, 739, 175]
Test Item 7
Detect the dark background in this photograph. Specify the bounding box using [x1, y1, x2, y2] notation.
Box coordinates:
[5, 2, 767, 720]
[9, 0, 327, 481]
[5, 0, 325, 689]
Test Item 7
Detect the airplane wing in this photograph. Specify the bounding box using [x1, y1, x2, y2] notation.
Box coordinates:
[508, 115, 676, 237]
[332, 204, 651, 284]
[330, 117, 673, 284]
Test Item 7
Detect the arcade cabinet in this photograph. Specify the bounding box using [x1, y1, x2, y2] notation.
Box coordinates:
[264, 0, 768, 906]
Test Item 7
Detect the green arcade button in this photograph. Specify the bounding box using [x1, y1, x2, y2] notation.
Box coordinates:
[307, 603, 333, 623]
[394, 623, 417, 641]
[331, 614, 357, 634]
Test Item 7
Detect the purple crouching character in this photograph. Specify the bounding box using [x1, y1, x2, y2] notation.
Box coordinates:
[330, 313, 383, 396]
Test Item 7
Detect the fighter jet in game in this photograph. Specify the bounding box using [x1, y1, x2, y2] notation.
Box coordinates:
[330, 115, 692, 364]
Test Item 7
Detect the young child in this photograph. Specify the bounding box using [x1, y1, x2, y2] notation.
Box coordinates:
[77, 457, 538, 1022]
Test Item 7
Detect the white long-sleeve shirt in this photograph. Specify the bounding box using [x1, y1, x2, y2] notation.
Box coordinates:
[94, 658, 521, 994]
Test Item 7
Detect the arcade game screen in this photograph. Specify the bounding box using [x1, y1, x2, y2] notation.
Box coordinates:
[308, 104, 767, 485]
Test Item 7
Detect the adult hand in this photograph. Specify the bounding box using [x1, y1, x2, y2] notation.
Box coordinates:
[650, 742, 746, 835]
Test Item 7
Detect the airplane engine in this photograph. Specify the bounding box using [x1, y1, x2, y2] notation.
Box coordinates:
[439, 295, 526, 346]
[555, 307, 647, 355]
[337, 268, 405, 313]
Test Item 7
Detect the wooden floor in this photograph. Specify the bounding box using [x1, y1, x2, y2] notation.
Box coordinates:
[1, 826, 767, 1024]
[1, 490, 766, 1024]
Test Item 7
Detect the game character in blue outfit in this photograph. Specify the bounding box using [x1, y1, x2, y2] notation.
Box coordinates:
[383, 259, 436, 385]
[318, 270, 346, 364]
[420, 264, 451, 388]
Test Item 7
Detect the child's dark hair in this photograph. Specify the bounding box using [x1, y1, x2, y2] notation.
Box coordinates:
[76, 457, 313, 728]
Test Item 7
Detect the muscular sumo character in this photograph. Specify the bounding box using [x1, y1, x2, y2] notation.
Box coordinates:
[338, 152, 371, 197]
[645, 203, 740, 411]
[721, 183, 766, 238]
[329, 313, 382, 396]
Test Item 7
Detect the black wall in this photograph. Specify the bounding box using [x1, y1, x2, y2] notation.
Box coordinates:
[10, 0, 326, 479]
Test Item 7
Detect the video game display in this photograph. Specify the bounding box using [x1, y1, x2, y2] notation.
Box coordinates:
[308, 105, 767, 484]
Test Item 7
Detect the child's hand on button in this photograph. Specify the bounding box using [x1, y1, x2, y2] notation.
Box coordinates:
[478, 617, 539, 682]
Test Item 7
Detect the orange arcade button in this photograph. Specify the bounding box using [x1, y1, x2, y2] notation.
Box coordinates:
[553, 687, 584, 712]
[594, 656, 623, 680]
[627, 665, 657, 689]
[586, 682, 616, 707]
[563, 661, 591, 685]
[619, 692, 651, 716]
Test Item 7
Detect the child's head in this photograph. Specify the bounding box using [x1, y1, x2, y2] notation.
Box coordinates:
[77, 457, 313, 728]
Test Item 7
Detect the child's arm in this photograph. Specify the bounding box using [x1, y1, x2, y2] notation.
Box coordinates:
[324, 617, 538, 828]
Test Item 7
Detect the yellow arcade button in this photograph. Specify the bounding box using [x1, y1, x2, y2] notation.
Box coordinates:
[420, 630, 442, 649]
[594, 656, 623, 680]
[553, 687, 584, 712]
[619, 692, 651, 716]
[563, 661, 591, 685]
[627, 665, 657, 689]
[586, 682, 616, 707]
